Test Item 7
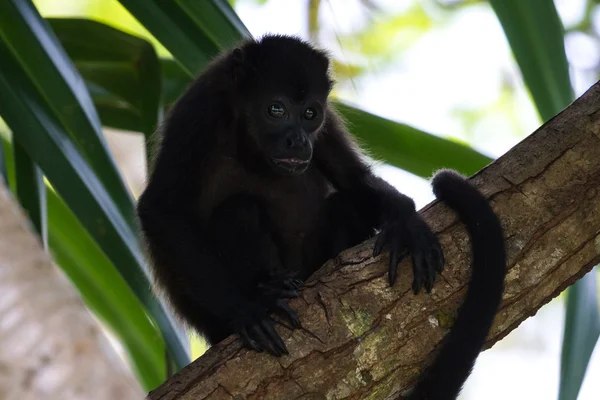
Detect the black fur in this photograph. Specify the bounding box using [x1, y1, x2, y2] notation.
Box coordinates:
[403, 170, 506, 400]
[136, 34, 475, 384]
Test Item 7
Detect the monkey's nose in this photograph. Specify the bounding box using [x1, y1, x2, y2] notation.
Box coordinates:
[285, 136, 295, 148]
[285, 133, 307, 148]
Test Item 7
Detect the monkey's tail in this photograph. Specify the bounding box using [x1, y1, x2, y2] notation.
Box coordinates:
[405, 169, 506, 400]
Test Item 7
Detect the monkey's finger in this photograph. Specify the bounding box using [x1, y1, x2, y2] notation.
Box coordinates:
[411, 249, 426, 294]
[260, 320, 289, 355]
[388, 245, 400, 286]
[250, 323, 282, 356]
[285, 278, 304, 290]
[275, 299, 301, 328]
[373, 228, 389, 257]
[424, 248, 438, 289]
[240, 326, 263, 353]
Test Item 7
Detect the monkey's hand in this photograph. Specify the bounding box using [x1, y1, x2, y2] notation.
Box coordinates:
[231, 302, 290, 357]
[257, 272, 303, 329]
[373, 212, 444, 293]
[231, 274, 302, 357]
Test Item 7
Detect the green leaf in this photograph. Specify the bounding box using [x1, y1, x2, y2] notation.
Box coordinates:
[333, 102, 492, 177]
[12, 141, 47, 247]
[0, 127, 16, 193]
[161, 58, 195, 106]
[176, 0, 251, 47]
[117, 0, 251, 77]
[0, 131, 9, 189]
[560, 271, 600, 400]
[1, 135, 166, 391]
[490, 2, 599, 399]
[48, 189, 167, 390]
[84, 81, 142, 133]
[489, 0, 573, 121]
[46, 17, 163, 161]
[117, 0, 221, 76]
[0, 0, 137, 230]
[0, 37, 189, 370]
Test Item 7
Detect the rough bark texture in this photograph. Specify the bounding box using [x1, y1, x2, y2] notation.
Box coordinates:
[148, 81, 600, 400]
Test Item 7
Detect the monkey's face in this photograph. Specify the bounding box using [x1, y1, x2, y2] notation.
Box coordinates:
[245, 94, 325, 176]
[231, 36, 333, 176]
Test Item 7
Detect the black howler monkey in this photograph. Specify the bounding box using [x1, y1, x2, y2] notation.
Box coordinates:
[137, 34, 505, 400]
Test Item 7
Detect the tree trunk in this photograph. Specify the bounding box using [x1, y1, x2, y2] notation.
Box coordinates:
[0, 178, 144, 400]
[148, 80, 600, 400]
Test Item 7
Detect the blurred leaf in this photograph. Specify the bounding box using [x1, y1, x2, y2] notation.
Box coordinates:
[489, 0, 573, 121]
[177, 0, 251, 47]
[1, 135, 166, 391]
[117, 0, 249, 76]
[84, 81, 142, 132]
[12, 141, 47, 246]
[490, 1, 599, 399]
[0, 0, 137, 229]
[560, 270, 600, 400]
[0, 33, 189, 371]
[0, 127, 16, 193]
[0, 132, 7, 186]
[161, 58, 192, 106]
[48, 189, 167, 391]
[332, 59, 366, 81]
[334, 102, 492, 177]
[47, 17, 162, 160]
[338, 4, 432, 62]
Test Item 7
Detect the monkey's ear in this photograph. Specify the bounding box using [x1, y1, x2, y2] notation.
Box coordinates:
[232, 48, 246, 84]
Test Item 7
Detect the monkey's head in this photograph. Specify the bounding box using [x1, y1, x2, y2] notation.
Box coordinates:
[231, 35, 333, 176]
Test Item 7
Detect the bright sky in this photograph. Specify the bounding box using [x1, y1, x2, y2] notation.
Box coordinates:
[233, 1, 600, 399]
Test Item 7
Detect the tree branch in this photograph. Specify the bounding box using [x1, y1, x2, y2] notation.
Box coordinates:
[148, 80, 600, 400]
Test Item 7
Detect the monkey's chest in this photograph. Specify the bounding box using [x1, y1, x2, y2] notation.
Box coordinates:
[261, 173, 329, 238]
[260, 174, 329, 271]
[198, 161, 330, 269]
[201, 164, 328, 227]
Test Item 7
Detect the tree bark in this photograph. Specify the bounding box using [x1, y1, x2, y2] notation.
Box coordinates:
[148, 80, 600, 400]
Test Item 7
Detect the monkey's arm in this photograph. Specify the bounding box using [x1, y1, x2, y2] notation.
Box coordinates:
[313, 109, 444, 291]
[137, 193, 297, 356]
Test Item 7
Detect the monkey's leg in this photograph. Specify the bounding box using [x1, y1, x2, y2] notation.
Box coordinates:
[208, 195, 281, 283]
[207, 195, 301, 355]
[302, 191, 376, 278]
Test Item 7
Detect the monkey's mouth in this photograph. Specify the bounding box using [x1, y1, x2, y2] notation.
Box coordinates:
[270, 157, 310, 175]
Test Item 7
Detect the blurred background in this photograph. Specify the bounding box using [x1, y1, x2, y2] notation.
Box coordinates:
[1, 0, 599, 399]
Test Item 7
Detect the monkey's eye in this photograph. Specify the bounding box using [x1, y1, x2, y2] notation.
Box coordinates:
[268, 104, 286, 118]
[303, 107, 317, 120]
